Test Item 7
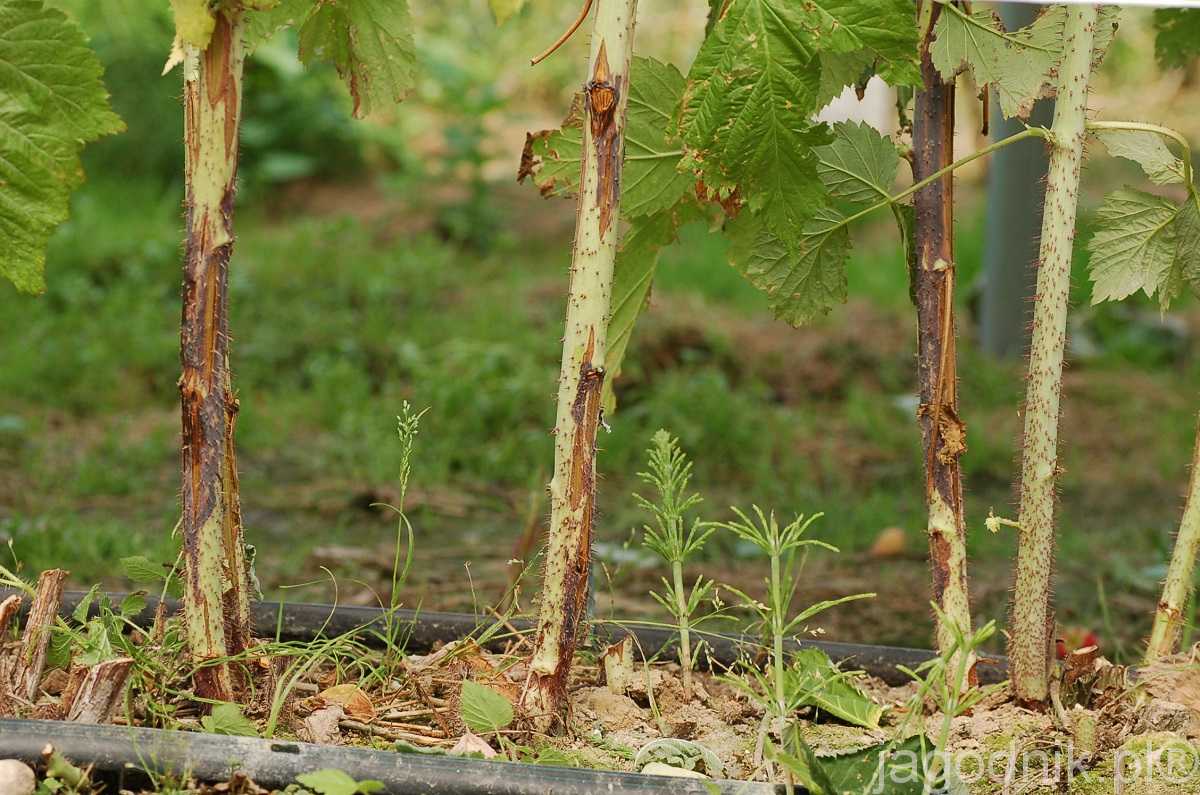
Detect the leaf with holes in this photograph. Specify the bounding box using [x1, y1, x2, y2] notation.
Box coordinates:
[298, 0, 416, 118]
[680, 0, 831, 234]
[0, 0, 124, 294]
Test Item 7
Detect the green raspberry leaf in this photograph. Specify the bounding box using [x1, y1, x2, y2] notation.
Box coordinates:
[622, 57, 691, 218]
[1154, 9, 1200, 70]
[1165, 198, 1200, 309]
[815, 121, 900, 205]
[788, 647, 884, 729]
[200, 702, 259, 737]
[298, 0, 416, 118]
[800, 0, 920, 90]
[728, 208, 851, 327]
[931, 5, 1119, 121]
[680, 0, 830, 234]
[0, 0, 124, 294]
[930, 4, 1063, 120]
[245, 0, 315, 53]
[1087, 188, 1179, 306]
[1093, 128, 1186, 187]
[459, 680, 513, 734]
[603, 202, 706, 413]
[517, 56, 692, 219]
[517, 94, 581, 199]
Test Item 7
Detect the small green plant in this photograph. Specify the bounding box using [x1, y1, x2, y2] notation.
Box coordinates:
[716, 506, 873, 792]
[892, 612, 1002, 795]
[633, 429, 721, 701]
[296, 768, 384, 795]
[367, 401, 428, 676]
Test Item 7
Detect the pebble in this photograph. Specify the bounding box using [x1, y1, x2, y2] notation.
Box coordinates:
[0, 760, 35, 795]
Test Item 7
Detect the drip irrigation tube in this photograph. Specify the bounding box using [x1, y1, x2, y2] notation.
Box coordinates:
[0, 590, 1008, 793]
[0, 719, 777, 794]
[5, 590, 1009, 686]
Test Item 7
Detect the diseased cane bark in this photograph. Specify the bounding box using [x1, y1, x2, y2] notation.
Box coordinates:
[521, 0, 639, 729]
[1146, 414, 1200, 662]
[913, 2, 974, 683]
[9, 569, 66, 702]
[65, 657, 134, 723]
[179, 9, 253, 702]
[1010, 4, 1097, 704]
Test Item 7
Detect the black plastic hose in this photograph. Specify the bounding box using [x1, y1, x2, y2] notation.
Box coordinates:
[0, 591, 1008, 792]
[0, 719, 778, 794]
[4, 590, 1009, 686]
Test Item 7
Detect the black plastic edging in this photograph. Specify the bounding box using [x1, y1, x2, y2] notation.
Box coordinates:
[6, 590, 1009, 686]
[0, 719, 779, 794]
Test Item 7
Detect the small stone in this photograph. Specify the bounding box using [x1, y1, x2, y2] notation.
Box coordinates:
[0, 760, 35, 795]
[1135, 699, 1195, 736]
[302, 704, 344, 745]
[640, 762, 708, 779]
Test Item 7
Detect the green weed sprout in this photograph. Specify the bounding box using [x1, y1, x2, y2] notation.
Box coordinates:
[634, 430, 720, 700]
[892, 609, 1000, 795]
[717, 506, 872, 793]
[371, 401, 428, 673]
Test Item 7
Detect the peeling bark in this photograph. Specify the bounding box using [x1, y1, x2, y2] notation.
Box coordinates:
[522, 0, 639, 731]
[913, 1, 974, 683]
[1010, 5, 1097, 704]
[10, 569, 66, 702]
[179, 9, 252, 702]
[65, 657, 134, 723]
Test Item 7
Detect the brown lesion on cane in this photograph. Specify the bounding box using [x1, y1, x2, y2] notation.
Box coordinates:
[586, 41, 623, 239]
[202, 11, 241, 159]
[543, 329, 606, 702]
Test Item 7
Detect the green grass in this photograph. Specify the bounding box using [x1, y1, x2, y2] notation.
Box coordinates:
[3, 173, 1199, 654]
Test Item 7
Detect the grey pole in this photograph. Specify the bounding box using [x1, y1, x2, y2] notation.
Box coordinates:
[978, 3, 1055, 358]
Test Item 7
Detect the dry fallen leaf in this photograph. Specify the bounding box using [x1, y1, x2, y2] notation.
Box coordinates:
[303, 704, 345, 745]
[449, 731, 498, 759]
[318, 684, 375, 720]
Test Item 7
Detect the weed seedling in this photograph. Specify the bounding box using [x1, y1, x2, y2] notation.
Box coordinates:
[717, 506, 873, 792]
[634, 430, 722, 700]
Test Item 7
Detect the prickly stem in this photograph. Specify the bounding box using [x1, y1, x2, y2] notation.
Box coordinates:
[521, 0, 639, 731]
[1146, 412, 1200, 662]
[1010, 4, 1098, 704]
[178, 8, 252, 702]
[913, 0, 974, 684]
